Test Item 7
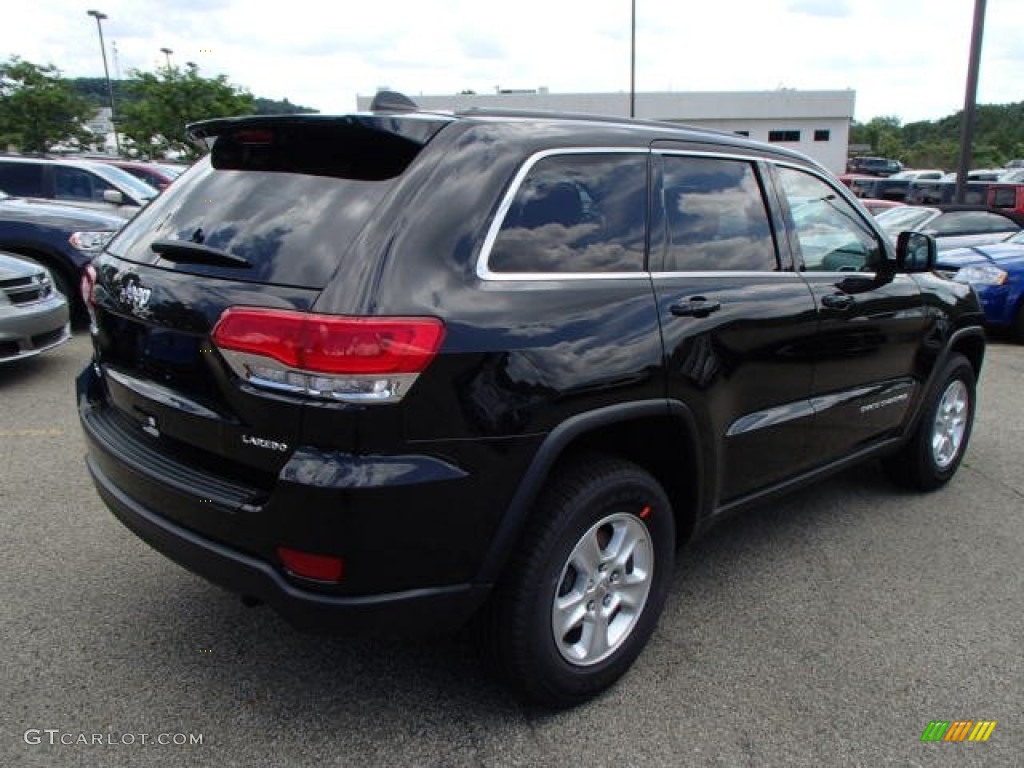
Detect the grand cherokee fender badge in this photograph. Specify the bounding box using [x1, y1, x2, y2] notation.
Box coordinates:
[242, 434, 289, 452]
[119, 282, 152, 312]
[860, 392, 910, 413]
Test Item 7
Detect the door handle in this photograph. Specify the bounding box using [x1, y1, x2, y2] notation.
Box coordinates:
[670, 297, 722, 318]
[821, 293, 855, 310]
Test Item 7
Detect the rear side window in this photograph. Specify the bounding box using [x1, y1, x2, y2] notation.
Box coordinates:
[488, 153, 647, 273]
[0, 163, 44, 197]
[661, 155, 777, 272]
[991, 188, 1017, 208]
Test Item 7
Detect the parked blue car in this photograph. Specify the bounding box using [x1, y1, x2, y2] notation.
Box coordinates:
[938, 230, 1024, 340]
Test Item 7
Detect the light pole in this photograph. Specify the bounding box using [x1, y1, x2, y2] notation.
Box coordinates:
[955, 0, 987, 204]
[87, 9, 120, 154]
[630, 0, 636, 118]
[160, 47, 174, 72]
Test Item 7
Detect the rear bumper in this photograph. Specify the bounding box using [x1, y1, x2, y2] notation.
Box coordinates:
[77, 363, 495, 635]
[87, 455, 488, 634]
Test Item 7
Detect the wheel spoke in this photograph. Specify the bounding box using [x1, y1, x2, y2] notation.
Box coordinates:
[583, 612, 611, 659]
[611, 528, 643, 571]
[553, 590, 587, 640]
[572, 533, 603, 580]
[614, 576, 649, 611]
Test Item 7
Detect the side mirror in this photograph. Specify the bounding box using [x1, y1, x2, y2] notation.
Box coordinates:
[896, 231, 936, 273]
[102, 189, 125, 205]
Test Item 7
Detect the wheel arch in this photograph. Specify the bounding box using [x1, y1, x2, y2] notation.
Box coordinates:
[950, 328, 985, 378]
[900, 326, 984, 444]
[476, 400, 705, 583]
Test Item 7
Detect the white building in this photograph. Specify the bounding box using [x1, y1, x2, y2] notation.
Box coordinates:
[85, 107, 119, 154]
[357, 89, 855, 175]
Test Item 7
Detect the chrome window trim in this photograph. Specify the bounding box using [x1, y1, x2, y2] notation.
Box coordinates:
[475, 145, 862, 282]
[648, 271, 804, 280]
[476, 147, 651, 282]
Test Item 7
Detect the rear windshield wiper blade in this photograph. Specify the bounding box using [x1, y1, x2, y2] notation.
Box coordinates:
[150, 239, 251, 268]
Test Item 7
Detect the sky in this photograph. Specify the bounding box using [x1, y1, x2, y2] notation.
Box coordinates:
[3, 0, 1022, 124]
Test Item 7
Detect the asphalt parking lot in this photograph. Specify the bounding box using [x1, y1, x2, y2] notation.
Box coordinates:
[2, 333, 1021, 768]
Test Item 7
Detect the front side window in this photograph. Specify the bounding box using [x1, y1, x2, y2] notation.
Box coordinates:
[661, 155, 777, 272]
[488, 153, 647, 273]
[54, 167, 114, 202]
[777, 166, 883, 272]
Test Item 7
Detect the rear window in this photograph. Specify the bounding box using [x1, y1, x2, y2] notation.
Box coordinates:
[107, 121, 439, 288]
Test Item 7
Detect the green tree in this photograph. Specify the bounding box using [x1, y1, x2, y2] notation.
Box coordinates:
[0, 57, 97, 152]
[119, 64, 254, 160]
[850, 115, 904, 160]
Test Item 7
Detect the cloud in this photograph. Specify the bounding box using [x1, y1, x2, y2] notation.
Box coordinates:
[786, 0, 852, 18]
[456, 31, 505, 61]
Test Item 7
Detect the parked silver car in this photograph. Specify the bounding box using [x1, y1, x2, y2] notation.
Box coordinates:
[0, 156, 158, 219]
[874, 205, 1024, 252]
[0, 251, 70, 363]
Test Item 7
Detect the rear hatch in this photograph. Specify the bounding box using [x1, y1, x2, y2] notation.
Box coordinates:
[84, 114, 450, 539]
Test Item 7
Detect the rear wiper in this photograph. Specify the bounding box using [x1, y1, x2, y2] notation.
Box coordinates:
[150, 239, 251, 268]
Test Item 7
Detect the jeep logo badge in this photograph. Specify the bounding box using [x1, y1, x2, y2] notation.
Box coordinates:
[119, 282, 152, 312]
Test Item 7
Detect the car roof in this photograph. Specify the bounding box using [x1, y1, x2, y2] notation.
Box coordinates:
[0, 154, 109, 170]
[190, 107, 819, 171]
[931, 203, 1024, 219]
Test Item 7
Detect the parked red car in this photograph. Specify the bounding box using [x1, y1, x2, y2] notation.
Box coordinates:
[988, 184, 1024, 216]
[88, 159, 179, 191]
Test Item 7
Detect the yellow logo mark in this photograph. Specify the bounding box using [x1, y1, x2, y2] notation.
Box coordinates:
[968, 721, 998, 742]
[922, 720, 997, 742]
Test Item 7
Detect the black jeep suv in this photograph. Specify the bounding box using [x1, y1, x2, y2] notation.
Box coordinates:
[78, 99, 985, 706]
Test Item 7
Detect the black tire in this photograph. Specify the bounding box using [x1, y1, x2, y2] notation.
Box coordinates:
[481, 455, 675, 708]
[1013, 301, 1024, 344]
[883, 353, 976, 491]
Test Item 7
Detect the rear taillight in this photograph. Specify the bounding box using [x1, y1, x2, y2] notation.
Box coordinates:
[80, 264, 98, 330]
[80, 264, 97, 307]
[211, 307, 445, 403]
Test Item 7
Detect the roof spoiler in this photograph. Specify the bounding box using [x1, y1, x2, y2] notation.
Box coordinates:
[369, 90, 419, 113]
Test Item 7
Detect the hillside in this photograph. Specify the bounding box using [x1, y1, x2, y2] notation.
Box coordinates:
[852, 102, 1024, 168]
[71, 77, 317, 116]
